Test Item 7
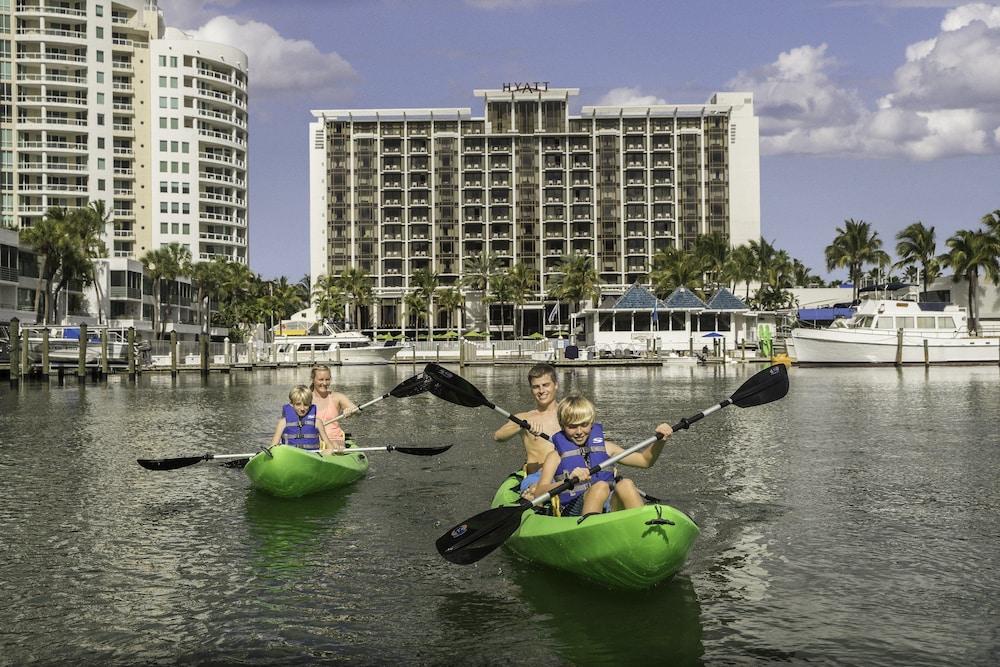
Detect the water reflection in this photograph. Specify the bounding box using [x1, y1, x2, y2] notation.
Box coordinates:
[243, 488, 354, 574]
[507, 559, 705, 665]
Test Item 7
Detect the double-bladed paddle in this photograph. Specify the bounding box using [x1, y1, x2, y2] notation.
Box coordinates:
[431, 363, 790, 565]
[137, 443, 453, 471]
[322, 371, 435, 425]
[137, 372, 438, 471]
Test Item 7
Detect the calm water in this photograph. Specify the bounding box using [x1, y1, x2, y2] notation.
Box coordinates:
[1, 363, 998, 666]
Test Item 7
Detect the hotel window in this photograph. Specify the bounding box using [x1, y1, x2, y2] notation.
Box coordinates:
[170, 57, 178, 67]
[96, 5, 104, 16]
[172, 223, 179, 234]
[95, 27, 104, 39]
[97, 158, 105, 169]
[159, 55, 166, 66]
[96, 72, 104, 83]
[161, 222, 168, 233]
[160, 202, 168, 213]
[159, 76, 167, 87]
[96, 51, 104, 63]
[159, 97, 167, 109]
[160, 140, 167, 151]
[160, 118, 167, 128]
[160, 182, 168, 193]
[182, 224, 189, 234]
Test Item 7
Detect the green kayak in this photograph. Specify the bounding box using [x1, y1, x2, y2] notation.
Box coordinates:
[490, 473, 700, 590]
[244, 442, 369, 498]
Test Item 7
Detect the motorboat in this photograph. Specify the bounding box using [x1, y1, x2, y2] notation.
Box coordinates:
[271, 319, 404, 365]
[790, 294, 998, 365]
[18, 325, 152, 366]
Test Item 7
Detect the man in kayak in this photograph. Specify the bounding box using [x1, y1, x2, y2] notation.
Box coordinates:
[270, 385, 344, 454]
[523, 395, 672, 517]
[493, 363, 561, 493]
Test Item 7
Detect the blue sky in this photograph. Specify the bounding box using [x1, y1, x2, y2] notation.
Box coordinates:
[160, 0, 1000, 281]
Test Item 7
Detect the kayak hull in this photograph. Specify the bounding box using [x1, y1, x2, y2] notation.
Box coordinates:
[244, 443, 369, 498]
[491, 474, 700, 590]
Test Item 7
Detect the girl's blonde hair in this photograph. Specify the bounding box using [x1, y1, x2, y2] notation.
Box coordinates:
[557, 395, 596, 428]
[309, 364, 332, 391]
[289, 384, 313, 405]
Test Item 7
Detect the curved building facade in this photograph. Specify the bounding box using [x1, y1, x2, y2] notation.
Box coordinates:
[2, 0, 248, 265]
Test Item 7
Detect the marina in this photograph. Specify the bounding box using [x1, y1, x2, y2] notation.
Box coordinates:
[2, 364, 998, 664]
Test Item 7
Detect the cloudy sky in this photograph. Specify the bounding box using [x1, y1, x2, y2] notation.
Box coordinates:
[159, 0, 1000, 281]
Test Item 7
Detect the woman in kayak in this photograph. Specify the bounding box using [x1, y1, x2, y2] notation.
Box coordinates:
[309, 364, 359, 449]
[523, 395, 672, 517]
[270, 384, 342, 454]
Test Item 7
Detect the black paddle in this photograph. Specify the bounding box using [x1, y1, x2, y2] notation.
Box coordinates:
[423, 363, 552, 437]
[322, 372, 435, 426]
[423, 362, 661, 503]
[433, 363, 790, 565]
[137, 444, 453, 471]
[137, 373, 436, 471]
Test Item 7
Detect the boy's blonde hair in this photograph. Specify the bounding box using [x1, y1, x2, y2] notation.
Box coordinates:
[557, 395, 596, 428]
[289, 384, 313, 405]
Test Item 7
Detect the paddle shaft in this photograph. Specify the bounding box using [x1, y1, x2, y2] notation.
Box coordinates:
[528, 398, 731, 509]
[322, 393, 385, 425]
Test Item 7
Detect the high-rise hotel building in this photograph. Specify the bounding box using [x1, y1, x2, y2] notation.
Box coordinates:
[309, 85, 758, 331]
[1, 0, 248, 265]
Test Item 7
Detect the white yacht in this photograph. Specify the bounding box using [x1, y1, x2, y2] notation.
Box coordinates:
[20, 325, 152, 366]
[271, 319, 404, 365]
[791, 294, 998, 365]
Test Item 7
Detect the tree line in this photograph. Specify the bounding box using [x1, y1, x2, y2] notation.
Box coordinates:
[16, 204, 1000, 339]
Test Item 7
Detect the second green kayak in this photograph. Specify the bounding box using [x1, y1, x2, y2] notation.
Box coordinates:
[491, 473, 700, 590]
[244, 442, 369, 498]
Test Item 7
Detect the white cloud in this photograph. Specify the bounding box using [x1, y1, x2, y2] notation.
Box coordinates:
[596, 87, 666, 107]
[730, 3, 1000, 159]
[159, 0, 241, 30]
[188, 16, 357, 99]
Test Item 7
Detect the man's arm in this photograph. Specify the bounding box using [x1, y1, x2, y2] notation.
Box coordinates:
[494, 412, 529, 442]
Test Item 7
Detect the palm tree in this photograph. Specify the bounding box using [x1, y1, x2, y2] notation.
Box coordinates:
[939, 229, 1000, 334]
[648, 247, 705, 298]
[726, 244, 758, 299]
[982, 209, 1000, 237]
[411, 268, 439, 338]
[337, 267, 373, 329]
[20, 207, 70, 323]
[895, 221, 939, 297]
[436, 287, 464, 332]
[403, 289, 428, 341]
[693, 232, 729, 290]
[825, 219, 890, 302]
[296, 274, 312, 306]
[270, 276, 306, 323]
[462, 251, 500, 333]
[791, 259, 822, 288]
[312, 273, 347, 323]
[507, 262, 539, 337]
[189, 259, 228, 335]
[486, 271, 517, 341]
[140, 242, 189, 337]
[548, 254, 600, 319]
[75, 201, 111, 324]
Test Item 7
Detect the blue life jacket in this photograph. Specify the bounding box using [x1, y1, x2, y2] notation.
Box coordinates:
[281, 403, 320, 450]
[551, 423, 615, 505]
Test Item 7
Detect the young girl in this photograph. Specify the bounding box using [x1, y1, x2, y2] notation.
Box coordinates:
[270, 385, 342, 454]
[524, 395, 672, 517]
[309, 365, 359, 448]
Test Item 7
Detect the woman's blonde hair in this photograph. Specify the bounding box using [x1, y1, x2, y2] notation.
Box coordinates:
[309, 364, 332, 391]
[289, 384, 313, 405]
[557, 395, 596, 428]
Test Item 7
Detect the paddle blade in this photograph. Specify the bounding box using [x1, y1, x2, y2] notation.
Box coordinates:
[136, 455, 206, 471]
[389, 372, 435, 399]
[730, 363, 789, 408]
[394, 444, 452, 456]
[436, 502, 531, 564]
[423, 363, 493, 409]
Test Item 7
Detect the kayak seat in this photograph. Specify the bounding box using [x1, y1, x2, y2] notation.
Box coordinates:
[644, 505, 676, 526]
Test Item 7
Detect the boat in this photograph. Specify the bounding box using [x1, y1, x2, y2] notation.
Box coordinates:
[490, 473, 700, 590]
[243, 442, 369, 498]
[791, 292, 999, 365]
[271, 318, 405, 365]
[19, 325, 151, 366]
